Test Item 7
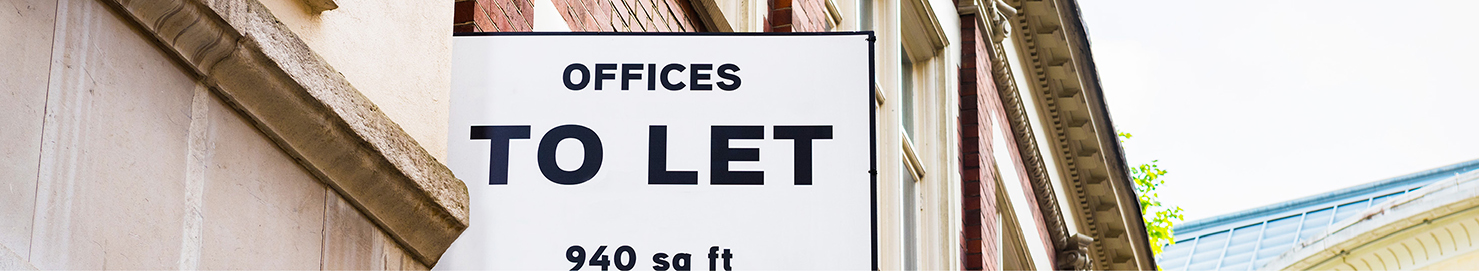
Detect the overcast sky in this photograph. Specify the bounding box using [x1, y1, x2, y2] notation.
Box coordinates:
[1076, 1, 1479, 222]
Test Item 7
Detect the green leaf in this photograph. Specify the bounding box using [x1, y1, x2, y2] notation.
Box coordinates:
[1120, 131, 1184, 256]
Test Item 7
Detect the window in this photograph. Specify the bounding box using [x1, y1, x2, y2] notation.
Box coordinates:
[901, 49, 915, 139]
[902, 161, 919, 271]
[886, 3, 954, 268]
[900, 45, 922, 271]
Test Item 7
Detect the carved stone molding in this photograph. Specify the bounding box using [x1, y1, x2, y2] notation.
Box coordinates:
[961, 0, 1081, 267]
[987, 32, 1075, 253]
[111, 0, 238, 77]
[1009, 0, 1112, 266]
[974, 0, 1073, 253]
[102, 0, 468, 266]
[1056, 233, 1094, 270]
[1002, 0, 1156, 269]
[956, 0, 1011, 42]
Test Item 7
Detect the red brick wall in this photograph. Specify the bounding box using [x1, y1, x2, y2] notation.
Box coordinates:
[959, 13, 1001, 271]
[455, 0, 534, 32]
[551, 0, 706, 31]
[768, 0, 830, 32]
[454, 0, 705, 32]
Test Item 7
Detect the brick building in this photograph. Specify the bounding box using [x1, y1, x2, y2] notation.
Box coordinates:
[450, 0, 1158, 270]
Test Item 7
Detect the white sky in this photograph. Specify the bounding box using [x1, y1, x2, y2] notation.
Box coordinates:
[1076, 1, 1479, 222]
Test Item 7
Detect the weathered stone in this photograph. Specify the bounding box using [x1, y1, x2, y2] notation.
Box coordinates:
[101, 0, 469, 265]
[322, 191, 432, 270]
[0, 0, 57, 259]
[0, 244, 36, 270]
[199, 93, 328, 269]
[29, 0, 197, 268]
[257, 0, 452, 162]
[321, 191, 383, 270]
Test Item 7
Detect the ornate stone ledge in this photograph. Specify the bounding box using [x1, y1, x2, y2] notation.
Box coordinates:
[102, 0, 468, 266]
[1005, 0, 1156, 269]
[963, 0, 1077, 267]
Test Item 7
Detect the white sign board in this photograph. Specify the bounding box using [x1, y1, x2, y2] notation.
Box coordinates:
[440, 33, 875, 270]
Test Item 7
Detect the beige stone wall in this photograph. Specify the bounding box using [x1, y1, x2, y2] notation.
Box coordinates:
[0, 0, 425, 269]
[0, 0, 55, 261]
[257, 0, 455, 162]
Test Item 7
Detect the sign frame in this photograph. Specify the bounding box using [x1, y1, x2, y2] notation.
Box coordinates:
[447, 31, 878, 269]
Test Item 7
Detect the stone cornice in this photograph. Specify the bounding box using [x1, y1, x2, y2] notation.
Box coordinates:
[987, 15, 1072, 254]
[101, 0, 468, 266]
[1005, 0, 1155, 269]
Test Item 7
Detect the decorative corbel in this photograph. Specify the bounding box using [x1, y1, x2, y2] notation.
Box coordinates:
[1056, 233, 1095, 271]
[989, 0, 1016, 42]
[958, 0, 1015, 42]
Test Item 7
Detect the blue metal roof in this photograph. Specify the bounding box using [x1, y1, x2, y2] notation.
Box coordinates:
[1155, 158, 1479, 271]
